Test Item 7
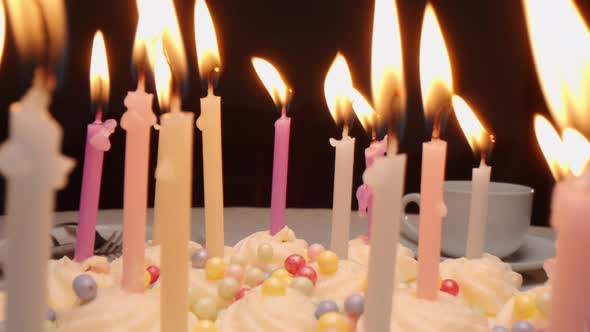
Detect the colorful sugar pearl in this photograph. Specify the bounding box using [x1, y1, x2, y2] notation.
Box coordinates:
[225, 264, 244, 282]
[511, 320, 535, 332]
[535, 291, 551, 316]
[315, 300, 339, 319]
[193, 319, 218, 332]
[307, 243, 325, 262]
[143, 270, 152, 289]
[87, 261, 110, 274]
[295, 265, 318, 285]
[290, 276, 314, 296]
[47, 307, 57, 322]
[440, 279, 460, 296]
[318, 251, 339, 275]
[344, 294, 365, 318]
[205, 257, 226, 280]
[514, 294, 537, 319]
[257, 243, 274, 263]
[272, 268, 291, 279]
[284, 254, 306, 274]
[146, 265, 160, 284]
[262, 277, 287, 296]
[192, 296, 217, 321]
[317, 312, 348, 332]
[235, 287, 250, 300]
[218, 277, 240, 300]
[492, 327, 509, 332]
[73, 274, 98, 302]
[244, 267, 265, 287]
[230, 253, 248, 267]
[192, 248, 209, 269]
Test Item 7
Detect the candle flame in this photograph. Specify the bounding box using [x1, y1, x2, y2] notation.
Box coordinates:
[324, 53, 354, 124]
[133, 0, 186, 79]
[252, 57, 289, 108]
[524, 0, 590, 137]
[452, 95, 491, 155]
[154, 40, 172, 111]
[351, 89, 377, 131]
[195, 0, 221, 78]
[534, 115, 568, 180]
[371, 0, 405, 121]
[419, 4, 453, 118]
[562, 128, 590, 176]
[6, 0, 66, 66]
[0, 1, 6, 66]
[90, 31, 110, 107]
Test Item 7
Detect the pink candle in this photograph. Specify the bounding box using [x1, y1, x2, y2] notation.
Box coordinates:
[356, 137, 387, 237]
[548, 170, 590, 332]
[75, 115, 116, 262]
[270, 110, 291, 235]
[416, 139, 447, 300]
[120, 84, 156, 292]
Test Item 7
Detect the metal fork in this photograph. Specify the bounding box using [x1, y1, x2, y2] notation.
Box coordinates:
[50, 227, 123, 260]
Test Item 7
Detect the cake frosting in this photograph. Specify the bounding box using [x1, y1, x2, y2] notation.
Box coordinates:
[439, 254, 522, 315]
[216, 287, 317, 332]
[231, 227, 308, 272]
[348, 237, 418, 283]
[47, 256, 115, 311]
[55, 288, 197, 332]
[494, 284, 551, 329]
[309, 259, 365, 305]
[356, 289, 490, 332]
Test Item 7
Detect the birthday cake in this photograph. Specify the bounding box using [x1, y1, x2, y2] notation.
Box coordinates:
[0, 225, 554, 332]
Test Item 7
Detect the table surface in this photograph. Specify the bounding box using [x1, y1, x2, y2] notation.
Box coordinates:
[0, 207, 552, 287]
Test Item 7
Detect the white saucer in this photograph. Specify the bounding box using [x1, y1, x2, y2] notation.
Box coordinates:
[400, 232, 555, 273]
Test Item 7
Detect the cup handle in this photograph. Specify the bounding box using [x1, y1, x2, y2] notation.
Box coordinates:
[401, 193, 421, 242]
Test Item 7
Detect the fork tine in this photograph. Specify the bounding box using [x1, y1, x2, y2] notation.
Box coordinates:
[103, 232, 123, 256]
[94, 232, 117, 255]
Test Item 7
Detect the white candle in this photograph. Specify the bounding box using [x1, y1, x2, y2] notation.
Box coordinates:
[363, 148, 406, 332]
[0, 75, 74, 332]
[324, 54, 356, 258]
[452, 95, 494, 259]
[195, 0, 224, 258]
[465, 161, 491, 258]
[329, 135, 355, 258]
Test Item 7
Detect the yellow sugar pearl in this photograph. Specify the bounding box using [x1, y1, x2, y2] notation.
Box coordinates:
[143, 270, 152, 289]
[535, 291, 552, 316]
[257, 243, 274, 263]
[191, 297, 218, 321]
[317, 312, 347, 331]
[193, 320, 218, 332]
[205, 257, 227, 281]
[514, 294, 537, 319]
[272, 268, 291, 279]
[318, 251, 339, 275]
[262, 277, 287, 296]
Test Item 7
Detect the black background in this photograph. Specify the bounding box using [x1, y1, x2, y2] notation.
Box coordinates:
[1, 0, 589, 226]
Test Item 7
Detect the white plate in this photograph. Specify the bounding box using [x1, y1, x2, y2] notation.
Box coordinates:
[399, 233, 555, 273]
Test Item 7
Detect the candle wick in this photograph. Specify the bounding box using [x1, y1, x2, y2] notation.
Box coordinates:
[95, 108, 103, 123]
[137, 73, 146, 92]
[281, 106, 287, 118]
[387, 134, 398, 155]
[342, 123, 349, 138]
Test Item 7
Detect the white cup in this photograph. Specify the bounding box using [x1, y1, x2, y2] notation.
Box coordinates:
[401, 181, 534, 258]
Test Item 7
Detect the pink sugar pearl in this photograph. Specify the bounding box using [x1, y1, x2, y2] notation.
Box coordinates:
[88, 262, 110, 274]
[226, 264, 244, 282]
[308, 244, 325, 262]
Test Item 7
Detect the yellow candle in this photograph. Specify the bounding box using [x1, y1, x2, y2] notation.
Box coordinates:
[156, 104, 194, 332]
[152, 34, 193, 331]
[195, 0, 224, 258]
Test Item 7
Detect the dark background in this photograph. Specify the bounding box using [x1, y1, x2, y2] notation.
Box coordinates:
[1, 0, 589, 226]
